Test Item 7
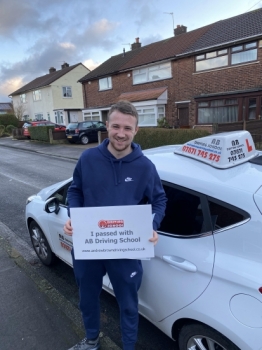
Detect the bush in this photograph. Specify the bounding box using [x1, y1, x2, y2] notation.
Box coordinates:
[29, 125, 55, 142]
[134, 128, 211, 150]
[0, 114, 19, 128]
[5, 124, 16, 135]
[0, 125, 5, 137]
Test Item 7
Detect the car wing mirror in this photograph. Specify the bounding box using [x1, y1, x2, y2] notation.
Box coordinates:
[45, 197, 60, 214]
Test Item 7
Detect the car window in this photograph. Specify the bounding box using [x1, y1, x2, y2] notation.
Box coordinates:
[94, 121, 105, 129]
[207, 198, 249, 231]
[159, 183, 210, 236]
[50, 182, 72, 206]
[67, 123, 78, 129]
[82, 122, 93, 129]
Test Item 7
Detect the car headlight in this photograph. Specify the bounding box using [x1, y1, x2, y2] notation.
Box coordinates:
[26, 195, 37, 205]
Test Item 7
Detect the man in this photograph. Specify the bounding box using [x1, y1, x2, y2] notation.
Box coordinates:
[64, 100, 166, 350]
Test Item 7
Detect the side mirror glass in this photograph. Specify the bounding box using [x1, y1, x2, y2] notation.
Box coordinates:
[45, 197, 60, 214]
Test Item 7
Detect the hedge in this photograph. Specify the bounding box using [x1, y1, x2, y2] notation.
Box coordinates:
[134, 128, 210, 150]
[0, 114, 19, 128]
[29, 125, 55, 142]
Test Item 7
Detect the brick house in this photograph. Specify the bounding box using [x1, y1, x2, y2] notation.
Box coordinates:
[9, 63, 90, 125]
[79, 9, 262, 129]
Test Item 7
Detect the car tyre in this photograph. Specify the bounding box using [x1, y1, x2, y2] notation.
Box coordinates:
[178, 323, 239, 350]
[29, 221, 56, 266]
[80, 134, 89, 145]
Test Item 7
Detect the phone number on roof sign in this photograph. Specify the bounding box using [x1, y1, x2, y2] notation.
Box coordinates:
[182, 145, 221, 162]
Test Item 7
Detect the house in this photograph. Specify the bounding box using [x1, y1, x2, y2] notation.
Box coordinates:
[9, 63, 90, 125]
[0, 102, 13, 114]
[79, 9, 262, 129]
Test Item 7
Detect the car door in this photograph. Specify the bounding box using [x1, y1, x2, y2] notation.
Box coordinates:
[139, 183, 215, 322]
[137, 182, 215, 322]
[45, 183, 73, 265]
[82, 121, 96, 141]
[46, 183, 111, 286]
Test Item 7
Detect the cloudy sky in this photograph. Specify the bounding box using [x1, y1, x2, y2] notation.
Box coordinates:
[1, 0, 261, 101]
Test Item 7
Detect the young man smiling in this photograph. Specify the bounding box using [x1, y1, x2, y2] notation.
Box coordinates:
[64, 100, 166, 350]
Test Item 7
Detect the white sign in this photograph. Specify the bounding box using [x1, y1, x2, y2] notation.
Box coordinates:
[71, 204, 154, 259]
[174, 130, 258, 169]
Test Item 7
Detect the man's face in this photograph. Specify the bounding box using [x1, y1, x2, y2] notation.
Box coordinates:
[106, 110, 138, 154]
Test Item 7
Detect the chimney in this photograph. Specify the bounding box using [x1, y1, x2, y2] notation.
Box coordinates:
[49, 67, 56, 74]
[131, 37, 142, 50]
[61, 62, 69, 69]
[174, 24, 187, 36]
[122, 48, 125, 57]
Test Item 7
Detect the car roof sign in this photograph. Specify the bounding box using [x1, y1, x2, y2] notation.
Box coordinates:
[174, 130, 258, 169]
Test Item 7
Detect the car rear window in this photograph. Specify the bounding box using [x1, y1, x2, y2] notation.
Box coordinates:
[207, 198, 249, 231]
[67, 123, 78, 129]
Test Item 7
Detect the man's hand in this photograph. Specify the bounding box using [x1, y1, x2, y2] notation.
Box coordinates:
[64, 219, 73, 236]
[149, 230, 158, 245]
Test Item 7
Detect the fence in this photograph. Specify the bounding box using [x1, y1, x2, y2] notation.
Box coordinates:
[213, 119, 262, 149]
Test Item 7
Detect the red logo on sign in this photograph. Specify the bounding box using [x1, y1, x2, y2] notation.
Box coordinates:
[246, 139, 253, 152]
[98, 220, 124, 229]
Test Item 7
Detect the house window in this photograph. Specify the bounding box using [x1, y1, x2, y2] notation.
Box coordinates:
[99, 77, 112, 91]
[196, 50, 228, 71]
[83, 111, 100, 121]
[55, 111, 64, 124]
[231, 43, 257, 65]
[34, 113, 44, 120]
[33, 90, 41, 101]
[62, 86, 72, 98]
[136, 105, 165, 126]
[197, 99, 238, 124]
[20, 94, 26, 103]
[196, 41, 257, 72]
[133, 62, 171, 84]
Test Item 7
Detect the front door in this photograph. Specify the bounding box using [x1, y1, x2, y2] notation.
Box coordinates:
[178, 105, 189, 127]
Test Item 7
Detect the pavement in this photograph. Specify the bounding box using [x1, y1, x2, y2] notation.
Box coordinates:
[0, 137, 121, 350]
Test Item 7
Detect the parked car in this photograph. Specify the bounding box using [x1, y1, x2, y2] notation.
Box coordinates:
[22, 121, 66, 138]
[25, 130, 262, 350]
[65, 121, 107, 145]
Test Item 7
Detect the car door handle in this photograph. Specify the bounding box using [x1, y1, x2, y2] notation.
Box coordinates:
[162, 255, 197, 272]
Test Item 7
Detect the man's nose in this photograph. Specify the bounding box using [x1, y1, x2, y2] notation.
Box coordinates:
[116, 128, 125, 136]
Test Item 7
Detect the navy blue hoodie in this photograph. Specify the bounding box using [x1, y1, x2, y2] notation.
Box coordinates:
[67, 139, 166, 230]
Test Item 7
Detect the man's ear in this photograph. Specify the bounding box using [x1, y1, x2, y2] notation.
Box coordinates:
[134, 126, 139, 135]
[106, 121, 109, 130]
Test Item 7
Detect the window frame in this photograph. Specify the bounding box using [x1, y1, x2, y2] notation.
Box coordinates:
[135, 105, 165, 127]
[33, 90, 42, 101]
[62, 86, 72, 98]
[197, 98, 239, 124]
[133, 62, 172, 85]
[20, 94, 26, 103]
[195, 41, 258, 72]
[99, 77, 112, 91]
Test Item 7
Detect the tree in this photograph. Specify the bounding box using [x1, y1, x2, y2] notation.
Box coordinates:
[13, 101, 26, 121]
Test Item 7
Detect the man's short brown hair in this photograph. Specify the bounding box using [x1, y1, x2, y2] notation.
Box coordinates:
[108, 100, 138, 125]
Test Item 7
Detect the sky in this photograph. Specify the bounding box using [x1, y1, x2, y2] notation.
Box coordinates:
[1, 0, 262, 102]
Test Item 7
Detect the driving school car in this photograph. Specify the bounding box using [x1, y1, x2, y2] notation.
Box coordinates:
[25, 130, 262, 350]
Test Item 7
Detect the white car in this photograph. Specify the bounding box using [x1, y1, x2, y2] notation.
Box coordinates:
[25, 130, 262, 350]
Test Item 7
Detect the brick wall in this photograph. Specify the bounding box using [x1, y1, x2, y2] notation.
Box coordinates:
[82, 46, 262, 127]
